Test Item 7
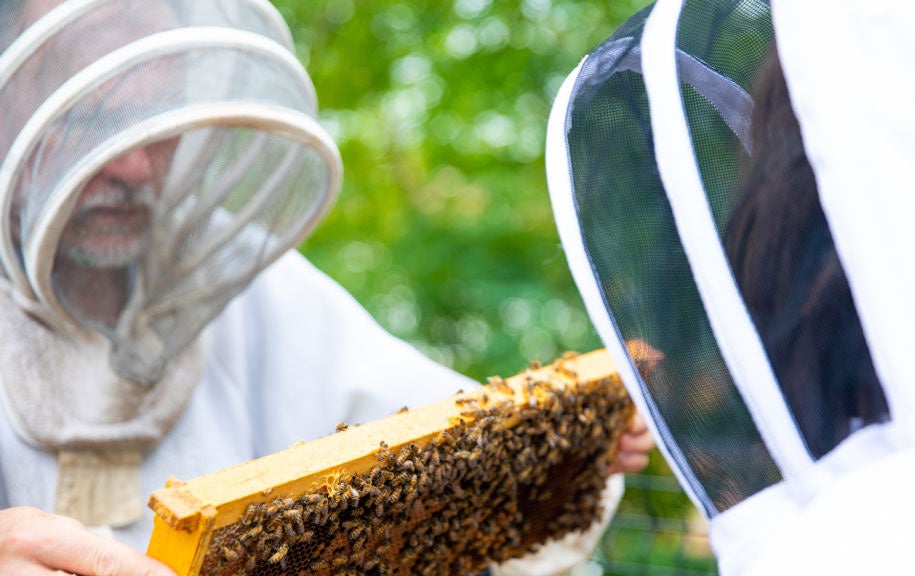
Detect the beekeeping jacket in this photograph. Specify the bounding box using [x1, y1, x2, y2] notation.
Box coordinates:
[547, 0, 915, 574]
[0, 1, 621, 572]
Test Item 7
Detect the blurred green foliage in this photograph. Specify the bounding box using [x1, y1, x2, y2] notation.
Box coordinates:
[278, 0, 651, 381]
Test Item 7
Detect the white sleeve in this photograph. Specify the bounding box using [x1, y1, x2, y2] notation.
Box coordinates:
[490, 475, 625, 576]
[220, 250, 478, 455]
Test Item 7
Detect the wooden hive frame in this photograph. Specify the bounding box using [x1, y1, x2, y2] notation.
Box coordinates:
[146, 349, 634, 576]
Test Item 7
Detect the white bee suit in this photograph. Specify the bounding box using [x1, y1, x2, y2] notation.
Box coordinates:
[546, 0, 915, 573]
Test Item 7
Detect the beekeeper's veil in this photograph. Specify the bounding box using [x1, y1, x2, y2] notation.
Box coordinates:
[0, 0, 340, 526]
[547, 0, 915, 573]
[0, 0, 340, 382]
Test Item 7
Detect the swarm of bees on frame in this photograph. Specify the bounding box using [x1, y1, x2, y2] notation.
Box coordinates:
[200, 353, 633, 576]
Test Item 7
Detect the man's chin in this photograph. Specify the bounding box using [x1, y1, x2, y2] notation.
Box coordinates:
[58, 236, 145, 269]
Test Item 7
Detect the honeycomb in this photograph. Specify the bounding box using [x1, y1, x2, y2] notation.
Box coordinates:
[147, 350, 634, 576]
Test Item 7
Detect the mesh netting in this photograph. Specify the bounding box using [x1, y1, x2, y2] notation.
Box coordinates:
[0, 0, 300, 205]
[0, 0, 337, 384]
[46, 125, 332, 382]
[686, 8, 893, 458]
[17, 44, 311, 224]
[564, 4, 781, 515]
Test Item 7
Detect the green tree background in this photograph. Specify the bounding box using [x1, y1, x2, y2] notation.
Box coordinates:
[275, 0, 716, 573]
[278, 0, 650, 381]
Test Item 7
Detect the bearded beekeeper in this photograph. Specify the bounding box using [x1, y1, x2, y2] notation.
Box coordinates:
[0, 1, 653, 575]
[547, 0, 915, 574]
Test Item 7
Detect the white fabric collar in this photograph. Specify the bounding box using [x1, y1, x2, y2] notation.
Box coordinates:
[0, 279, 203, 525]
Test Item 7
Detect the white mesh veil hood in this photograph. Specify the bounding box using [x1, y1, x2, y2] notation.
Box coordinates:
[0, 0, 341, 527]
[0, 0, 342, 385]
[547, 0, 915, 573]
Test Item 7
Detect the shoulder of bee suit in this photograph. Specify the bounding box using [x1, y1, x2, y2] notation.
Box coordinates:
[203, 249, 480, 456]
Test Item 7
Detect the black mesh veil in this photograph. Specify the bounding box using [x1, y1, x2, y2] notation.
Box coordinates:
[679, 0, 890, 459]
[550, 0, 896, 520]
[561, 4, 780, 515]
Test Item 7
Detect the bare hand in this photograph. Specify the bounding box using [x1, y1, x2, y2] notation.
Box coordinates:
[608, 412, 654, 475]
[0, 506, 177, 576]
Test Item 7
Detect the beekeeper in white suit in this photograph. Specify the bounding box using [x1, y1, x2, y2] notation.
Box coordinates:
[548, 0, 915, 574]
[0, 1, 652, 574]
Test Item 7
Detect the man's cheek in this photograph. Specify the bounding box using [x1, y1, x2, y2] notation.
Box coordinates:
[148, 138, 179, 189]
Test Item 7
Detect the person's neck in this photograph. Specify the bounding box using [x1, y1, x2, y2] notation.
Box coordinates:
[53, 255, 130, 329]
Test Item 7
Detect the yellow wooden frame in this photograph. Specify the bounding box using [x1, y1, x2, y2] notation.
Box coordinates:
[146, 349, 628, 575]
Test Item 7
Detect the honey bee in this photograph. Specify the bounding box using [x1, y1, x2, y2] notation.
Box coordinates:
[266, 517, 283, 536]
[431, 431, 451, 448]
[241, 525, 263, 543]
[326, 487, 343, 507]
[314, 501, 330, 525]
[401, 548, 419, 565]
[348, 523, 365, 541]
[218, 544, 240, 563]
[275, 521, 293, 540]
[487, 375, 513, 394]
[336, 421, 349, 432]
[240, 503, 259, 525]
[433, 466, 447, 485]
[254, 535, 271, 555]
[283, 507, 304, 530]
[245, 553, 258, 572]
[376, 442, 390, 462]
[396, 406, 410, 414]
[302, 493, 325, 506]
[467, 427, 485, 445]
[394, 449, 412, 467]
[267, 543, 288, 564]
[558, 366, 579, 379]
[345, 486, 360, 508]
[363, 484, 381, 500]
